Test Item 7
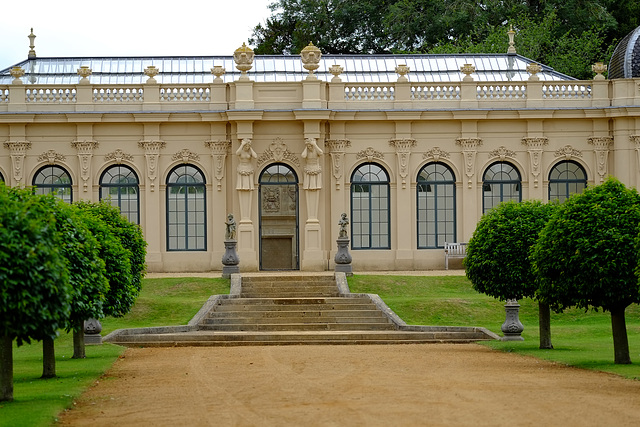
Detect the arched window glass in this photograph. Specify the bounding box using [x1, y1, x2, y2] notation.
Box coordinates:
[33, 165, 72, 203]
[482, 162, 521, 213]
[417, 163, 456, 248]
[549, 160, 587, 202]
[0, 171, 4, 182]
[166, 165, 206, 251]
[260, 164, 297, 183]
[100, 165, 140, 224]
[351, 163, 390, 249]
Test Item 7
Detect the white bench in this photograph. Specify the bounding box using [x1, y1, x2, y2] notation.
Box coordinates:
[444, 242, 467, 270]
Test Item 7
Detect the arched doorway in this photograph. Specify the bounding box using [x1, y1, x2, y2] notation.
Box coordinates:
[259, 163, 299, 270]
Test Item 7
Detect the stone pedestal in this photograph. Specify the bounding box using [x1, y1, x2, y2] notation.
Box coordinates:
[335, 237, 353, 276]
[222, 239, 240, 278]
[84, 318, 103, 345]
[501, 299, 524, 341]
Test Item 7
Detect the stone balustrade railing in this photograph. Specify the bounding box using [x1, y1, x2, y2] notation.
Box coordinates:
[0, 77, 633, 112]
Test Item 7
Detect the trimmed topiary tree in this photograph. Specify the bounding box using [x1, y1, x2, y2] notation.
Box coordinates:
[464, 200, 557, 347]
[0, 184, 71, 401]
[532, 177, 640, 364]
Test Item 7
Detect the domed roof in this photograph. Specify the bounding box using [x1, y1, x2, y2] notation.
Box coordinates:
[608, 26, 640, 79]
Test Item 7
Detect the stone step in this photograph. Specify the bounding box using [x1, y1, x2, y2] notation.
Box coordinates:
[108, 329, 492, 347]
[202, 317, 390, 326]
[240, 290, 340, 298]
[199, 322, 397, 332]
[206, 309, 387, 320]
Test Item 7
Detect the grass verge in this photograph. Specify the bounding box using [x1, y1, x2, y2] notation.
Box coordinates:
[1, 277, 229, 427]
[348, 274, 640, 380]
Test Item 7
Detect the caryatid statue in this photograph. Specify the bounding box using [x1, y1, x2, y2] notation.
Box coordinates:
[301, 137, 323, 190]
[236, 138, 257, 190]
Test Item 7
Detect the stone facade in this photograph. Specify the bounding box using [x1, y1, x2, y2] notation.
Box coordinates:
[1, 54, 639, 273]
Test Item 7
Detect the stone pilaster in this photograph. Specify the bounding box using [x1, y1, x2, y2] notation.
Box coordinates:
[326, 139, 351, 190]
[71, 140, 98, 194]
[389, 138, 416, 189]
[588, 136, 613, 182]
[522, 137, 548, 189]
[138, 140, 166, 192]
[205, 140, 231, 192]
[455, 138, 483, 189]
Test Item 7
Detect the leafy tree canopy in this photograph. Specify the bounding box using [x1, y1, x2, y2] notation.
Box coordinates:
[251, 0, 640, 78]
[465, 200, 556, 301]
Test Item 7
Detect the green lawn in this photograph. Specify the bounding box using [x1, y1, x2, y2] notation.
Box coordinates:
[1, 277, 229, 427]
[3, 273, 640, 426]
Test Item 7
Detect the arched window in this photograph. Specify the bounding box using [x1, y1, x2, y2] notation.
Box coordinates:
[166, 165, 206, 251]
[0, 171, 4, 182]
[100, 165, 140, 224]
[351, 163, 390, 249]
[549, 160, 587, 202]
[33, 165, 72, 203]
[482, 162, 521, 213]
[417, 163, 456, 248]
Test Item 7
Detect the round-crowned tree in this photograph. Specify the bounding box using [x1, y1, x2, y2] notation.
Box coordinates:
[464, 200, 557, 347]
[532, 177, 640, 364]
[0, 184, 71, 401]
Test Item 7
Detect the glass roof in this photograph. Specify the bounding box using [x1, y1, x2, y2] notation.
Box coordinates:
[0, 54, 574, 85]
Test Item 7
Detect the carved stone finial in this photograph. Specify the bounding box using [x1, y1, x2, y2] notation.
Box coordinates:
[507, 25, 516, 54]
[144, 66, 159, 84]
[211, 65, 226, 82]
[329, 64, 344, 82]
[28, 28, 36, 59]
[233, 43, 255, 81]
[10, 67, 24, 84]
[395, 64, 410, 82]
[592, 62, 607, 80]
[460, 64, 475, 81]
[300, 42, 322, 80]
[527, 63, 542, 81]
[77, 66, 92, 84]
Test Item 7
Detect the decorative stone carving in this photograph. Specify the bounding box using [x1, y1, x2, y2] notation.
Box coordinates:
[10, 67, 24, 84]
[77, 66, 92, 84]
[588, 136, 613, 182]
[460, 64, 475, 81]
[105, 149, 134, 164]
[211, 65, 225, 82]
[630, 135, 640, 170]
[172, 149, 200, 163]
[395, 64, 410, 82]
[301, 138, 323, 190]
[390, 138, 416, 188]
[144, 66, 159, 84]
[423, 147, 450, 161]
[205, 140, 231, 191]
[554, 145, 582, 159]
[507, 25, 516, 54]
[356, 146, 384, 162]
[329, 64, 344, 82]
[222, 212, 240, 278]
[489, 146, 516, 160]
[527, 63, 542, 81]
[37, 150, 66, 164]
[592, 62, 607, 80]
[257, 137, 300, 167]
[326, 139, 351, 190]
[300, 42, 322, 80]
[455, 138, 483, 188]
[71, 140, 98, 193]
[236, 138, 257, 190]
[3, 140, 31, 185]
[501, 299, 524, 341]
[138, 140, 166, 192]
[522, 137, 549, 188]
[233, 43, 254, 80]
[335, 213, 352, 276]
[262, 186, 280, 212]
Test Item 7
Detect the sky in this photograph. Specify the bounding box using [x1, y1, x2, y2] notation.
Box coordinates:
[0, 0, 275, 68]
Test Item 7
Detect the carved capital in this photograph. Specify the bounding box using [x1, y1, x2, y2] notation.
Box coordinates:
[326, 139, 351, 189]
[3, 140, 31, 185]
[206, 140, 231, 191]
[389, 139, 415, 189]
[138, 140, 166, 191]
[455, 138, 482, 188]
[71, 140, 98, 193]
[455, 137, 483, 150]
[389, 138, 416, 152]
[587, 136, 613, 149]
[521, 137, 549, 149]
[588, 137, 612, 182]
[522, 138, 548, 189]
[325, 139, 351, 153]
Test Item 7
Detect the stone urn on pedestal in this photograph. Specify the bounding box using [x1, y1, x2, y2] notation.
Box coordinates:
[84, 318, 103, 345]
[334, 213, 353, 276]
[222, 213, 240, 278]
[501, 299, 524, 341]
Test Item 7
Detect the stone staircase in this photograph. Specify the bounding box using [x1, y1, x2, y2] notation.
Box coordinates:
[105, 273, 498, 347]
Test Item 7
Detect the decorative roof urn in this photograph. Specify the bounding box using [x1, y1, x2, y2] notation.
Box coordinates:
[329, 64, 344, 82]
[211, 65, 226, 82]
[460, 63, 475, 81]
[144, 65, 159, 84]
[395, 64, 410, 82]
[10, 66, 24, 84]
[527, 63, 542, 81]
[300, 42, 322, 80]
[234, 43, 254, 81]
[77, 66, 92, 84]
[592, 62, 607, 80]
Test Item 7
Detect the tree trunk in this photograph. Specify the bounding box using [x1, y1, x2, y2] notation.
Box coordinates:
[41, 336, 56, 378]
[610, 306, 631, 364]
[72, 325, 85, 359]
[538, 301, 553, 349]
[0, 335, 13, 402]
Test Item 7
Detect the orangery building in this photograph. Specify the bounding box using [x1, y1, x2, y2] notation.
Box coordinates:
[2, 29, 640, 272]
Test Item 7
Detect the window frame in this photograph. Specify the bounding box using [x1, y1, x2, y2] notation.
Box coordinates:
[99, 164, 140, 224]
[548, 160, 587, 202]
[417, 162, 456, 249]
[350, 162, 391, 250]
[482, 161, 521, 213]
[166, 164, 207, 252]
[33, 165, 73, 203]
